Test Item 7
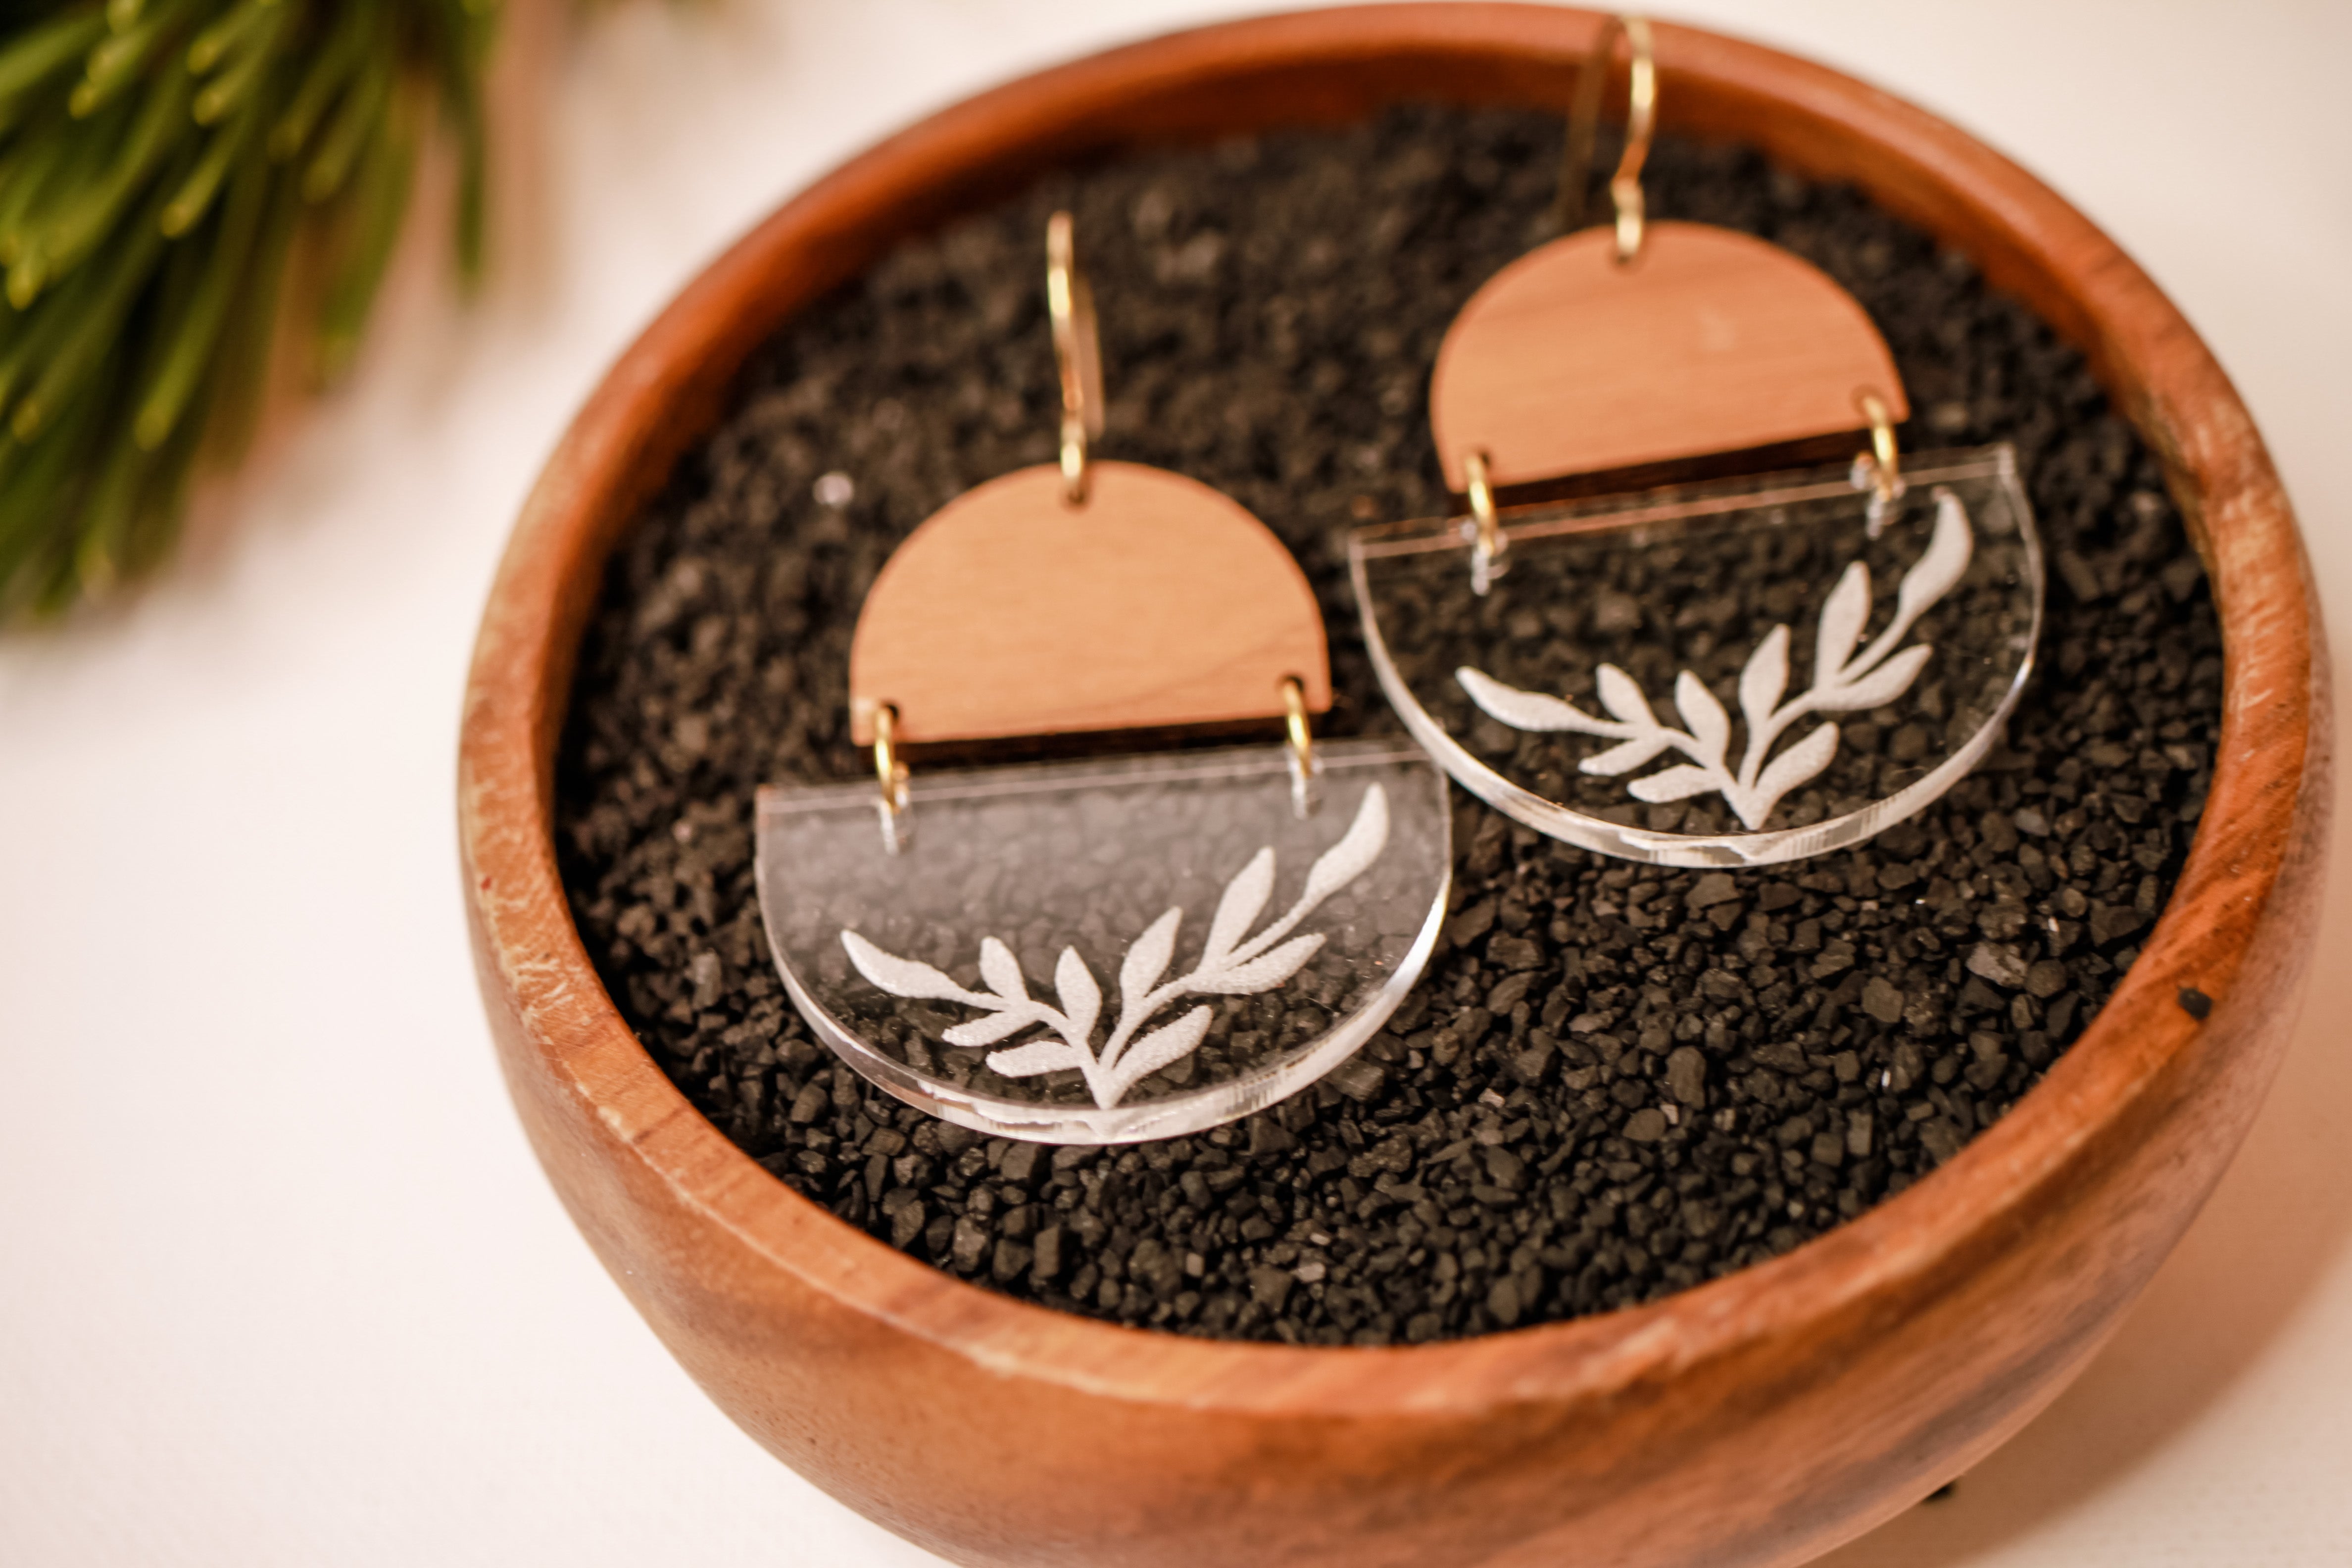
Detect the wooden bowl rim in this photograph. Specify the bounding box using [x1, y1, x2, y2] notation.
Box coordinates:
[459, 2, 2317, 1421]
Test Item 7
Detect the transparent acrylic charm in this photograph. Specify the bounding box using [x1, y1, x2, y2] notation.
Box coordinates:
[756, 739, 1451, 1144]
[1349, 444, 2043, 867]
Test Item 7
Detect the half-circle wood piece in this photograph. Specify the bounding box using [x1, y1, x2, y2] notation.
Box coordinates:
[848, 460, 1330, 746]
[1429, 220, 1911, 491]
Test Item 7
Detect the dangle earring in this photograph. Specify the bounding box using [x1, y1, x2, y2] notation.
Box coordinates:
[756, 213, 1451, 1146]
[1350, 16, 2043, 869]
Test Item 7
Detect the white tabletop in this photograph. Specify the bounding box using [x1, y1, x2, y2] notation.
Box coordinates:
[3, 2, 2345, 1563]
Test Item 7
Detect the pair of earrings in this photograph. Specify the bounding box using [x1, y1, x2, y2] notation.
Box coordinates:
[757, 17, 2044, 1147]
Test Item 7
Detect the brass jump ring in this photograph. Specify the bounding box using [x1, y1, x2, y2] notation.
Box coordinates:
[1047, 210, 1106, 506]
[1281, 676, 1316, 779]
[1556, 14, 1657, 262]
[1857, 389, 1901, 501]
[1465, 447, 1508, 595]
[872, 702, 909, 819]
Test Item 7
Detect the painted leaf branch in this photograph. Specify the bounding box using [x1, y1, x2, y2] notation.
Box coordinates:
[1460, 488, 1973, 830]
[840, 784, 1390, 1110]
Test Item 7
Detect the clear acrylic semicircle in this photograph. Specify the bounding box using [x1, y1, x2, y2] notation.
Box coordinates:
[1349, 446, 2043, 868]
[756, 739, 1453, 1144]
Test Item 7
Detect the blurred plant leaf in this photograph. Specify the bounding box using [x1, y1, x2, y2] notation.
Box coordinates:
[0, 0, 504, 619]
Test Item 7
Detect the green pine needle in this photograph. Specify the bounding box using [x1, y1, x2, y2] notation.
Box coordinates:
[0, 0, 500, 620]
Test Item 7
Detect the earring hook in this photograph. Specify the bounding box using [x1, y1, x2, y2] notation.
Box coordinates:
[1554, 14, 1657, 262]
[1046, 210, 1106, 505]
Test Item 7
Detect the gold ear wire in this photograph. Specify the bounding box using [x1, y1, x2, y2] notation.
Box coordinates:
[1046, 210, 1106, 505]
[1555, 14, 1657, 261]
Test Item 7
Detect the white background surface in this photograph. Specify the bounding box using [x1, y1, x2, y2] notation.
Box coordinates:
[1, 2, 2345, 1563]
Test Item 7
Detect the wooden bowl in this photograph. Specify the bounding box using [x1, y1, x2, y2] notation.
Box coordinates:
[458, 8, 2330, 1566]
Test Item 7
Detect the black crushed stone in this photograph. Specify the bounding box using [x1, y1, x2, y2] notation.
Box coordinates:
[553, 107, 2222, 1346]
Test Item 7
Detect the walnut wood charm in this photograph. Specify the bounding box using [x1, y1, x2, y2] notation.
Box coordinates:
[1429, 220, 1910, 491]
[848, 460, 1330, 746]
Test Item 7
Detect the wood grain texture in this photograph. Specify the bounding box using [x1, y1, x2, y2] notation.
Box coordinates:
[846, 461, 1330, 747]
[1429, 222, 1909, 490]
[456, 8, 2331, 1567]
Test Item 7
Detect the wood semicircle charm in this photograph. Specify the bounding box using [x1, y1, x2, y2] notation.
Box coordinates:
[849, 460, 1329, 748]
[1428, 221, 1909, 492]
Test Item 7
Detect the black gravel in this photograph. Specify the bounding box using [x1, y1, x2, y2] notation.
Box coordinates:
[553, 107, 2222, 1346]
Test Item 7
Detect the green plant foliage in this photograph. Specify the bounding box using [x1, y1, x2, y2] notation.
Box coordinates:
[0, 0, 497, 618]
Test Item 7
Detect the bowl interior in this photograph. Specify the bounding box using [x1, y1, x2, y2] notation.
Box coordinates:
[467, 0, 2318, 1422]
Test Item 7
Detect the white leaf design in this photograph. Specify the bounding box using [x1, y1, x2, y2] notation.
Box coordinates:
[1580, 734, 1674, 776]
[1296, 785, 1388, 911]
[978, 936, 1027, 1002]
[1458, 666, 1611, 734]
[1107, 1007, 1216, 1102]
[838, 785, 1392, 1112]
[1458, 489, 1977, 834]
[1739, 624, 1789, 734]
[1212, 932, 1327, 992]
[841, 931, 973, 1002]
[1674, 670, 1729, 764]
[1121, 909, 1181, 1010]
[1596, 664, 1657, 726]
[1627, 764, 1722, 803]
[1741, 722, 1841, 827]
[1814, 561, 1871, 683]
[1895, 489, 1972, 628]
[1054, 946, 1100, 1041]
[943, 1009, 1042, 1047]
[1825, 642, 1933, 713]
[1205, 846, 1274, 964]
[987, 1039, 1084, 1078]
